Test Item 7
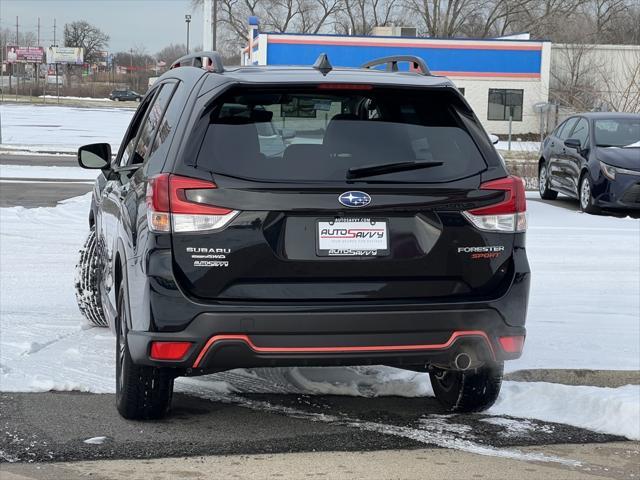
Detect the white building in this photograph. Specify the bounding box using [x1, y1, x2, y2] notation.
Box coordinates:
[242, 25, 552, 136]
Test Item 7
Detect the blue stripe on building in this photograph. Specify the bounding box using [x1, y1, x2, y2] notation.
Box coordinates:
[267, 43, 542, 74]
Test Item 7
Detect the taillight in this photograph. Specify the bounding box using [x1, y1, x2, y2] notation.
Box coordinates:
[462, 176, 527, 233]
[146, 174, 239, 233]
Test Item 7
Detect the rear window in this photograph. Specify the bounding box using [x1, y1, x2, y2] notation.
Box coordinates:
[194, 87, 487, 183]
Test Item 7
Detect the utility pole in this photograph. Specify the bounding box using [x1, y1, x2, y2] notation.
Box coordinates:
[37, 17, 41, 96]
[129, 48, 133, 89]
[213, 0, 217, 50]
[203, 0, 216, 51]
[54, 18, 59, 102]
[15, 16, 19, 97]
[1, 27, 4, 102]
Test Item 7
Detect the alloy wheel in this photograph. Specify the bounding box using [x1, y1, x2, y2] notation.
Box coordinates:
[117, 295, 126, 394]
[581, 177, 591, 210]
[539, 166, 547, 195]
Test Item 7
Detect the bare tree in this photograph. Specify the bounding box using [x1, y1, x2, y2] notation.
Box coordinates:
[403, 0, 482, 37]
[513, 0, 584, 39]
[156, 44, 188, 65]
[596, 50, 640, 112]
[63, 21, 109, 64]
[473, 0, 535, 38]
[192, 0, 638, 57]
[335, 0, 399, 35]
[1, 28, 38, 49]
[590, 0, 629, 38]
[550, 43, 602, 110]
[298, 0, 342, 33]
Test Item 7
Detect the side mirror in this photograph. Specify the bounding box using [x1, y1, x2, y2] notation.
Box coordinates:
[564, 138, 581, 150]
[78, 143, 111, 170]
[280, 128, 295, 140]
[489, 134, 499, 145]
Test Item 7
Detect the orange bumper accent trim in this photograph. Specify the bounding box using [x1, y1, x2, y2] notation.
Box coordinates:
[192, 330, 495, 368]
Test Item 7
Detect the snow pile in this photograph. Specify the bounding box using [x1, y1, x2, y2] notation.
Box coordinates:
[0, 193, 639, 440]
[489, 382, 640, 441]
[0, 194, 115, 393]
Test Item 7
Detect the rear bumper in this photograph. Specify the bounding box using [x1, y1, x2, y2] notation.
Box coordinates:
[130, 243, 530, 373]
[127, 306, 526, 374]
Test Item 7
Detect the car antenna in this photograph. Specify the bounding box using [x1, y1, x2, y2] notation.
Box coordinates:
[313, 53, 333, 76]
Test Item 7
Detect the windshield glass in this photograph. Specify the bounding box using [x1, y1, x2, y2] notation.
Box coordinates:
[194, 87, 486, 183]
[594, 118, 640, 147]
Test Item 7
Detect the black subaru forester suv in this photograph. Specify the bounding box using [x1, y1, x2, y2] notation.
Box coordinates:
[75, 52, 530, 420]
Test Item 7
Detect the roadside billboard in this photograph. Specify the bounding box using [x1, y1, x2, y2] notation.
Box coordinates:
[5, 46, 45, 63]
[46, 46, 84, 65]
[97, 50, 109, 67]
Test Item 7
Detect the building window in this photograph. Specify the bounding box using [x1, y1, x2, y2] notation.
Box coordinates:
[488, 89, 523, 121]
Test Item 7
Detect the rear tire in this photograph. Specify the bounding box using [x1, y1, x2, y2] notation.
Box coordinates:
[74, 226, 108, 327]
[116, 284, 174, 420]
[430, 362, 504, 413]
[539, 161, 558, 200]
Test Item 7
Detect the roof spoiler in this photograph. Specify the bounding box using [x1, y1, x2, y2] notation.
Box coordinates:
[361, 55, 431, 75]
[170, 51, 224, 73]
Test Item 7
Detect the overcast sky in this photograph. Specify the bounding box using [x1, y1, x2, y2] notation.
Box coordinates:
[1, 0, 204, 54]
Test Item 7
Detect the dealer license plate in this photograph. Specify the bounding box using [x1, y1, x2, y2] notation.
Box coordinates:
[316, 218, 389, 257]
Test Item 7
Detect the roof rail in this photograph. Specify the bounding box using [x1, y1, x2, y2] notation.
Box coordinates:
[170, 51, 224, 73]
[361, 55, 431, 75]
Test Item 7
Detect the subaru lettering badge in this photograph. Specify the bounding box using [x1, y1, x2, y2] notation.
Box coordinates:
[338, 191, 371, 208]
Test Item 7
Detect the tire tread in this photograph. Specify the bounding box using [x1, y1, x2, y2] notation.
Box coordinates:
[74, 227, 108, 327]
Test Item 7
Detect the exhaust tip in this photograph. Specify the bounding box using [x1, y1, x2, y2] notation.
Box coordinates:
[454, 352, 472, 371]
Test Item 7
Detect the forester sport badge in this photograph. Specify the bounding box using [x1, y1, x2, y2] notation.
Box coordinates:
[339, 191, 371, 208]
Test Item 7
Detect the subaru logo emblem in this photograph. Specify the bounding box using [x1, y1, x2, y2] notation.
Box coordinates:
[339, 191, 371, 208]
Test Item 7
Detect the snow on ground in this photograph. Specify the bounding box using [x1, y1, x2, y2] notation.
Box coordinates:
[0, 164, 99, 180]
[496, 141, 540, 152]
[38, 95, 112, 102]
[1, 103, 542, 156]
[515, 193, 640, 371]
[0, 191, 638, 439]
[83, 436, 108, 445]
[0, 104, 134, 153]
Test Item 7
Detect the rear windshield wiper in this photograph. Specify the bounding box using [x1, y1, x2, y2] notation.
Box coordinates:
[346, 161, 443, 179]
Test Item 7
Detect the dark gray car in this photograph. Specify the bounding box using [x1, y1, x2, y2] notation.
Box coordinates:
[110, 89, 142, 102]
